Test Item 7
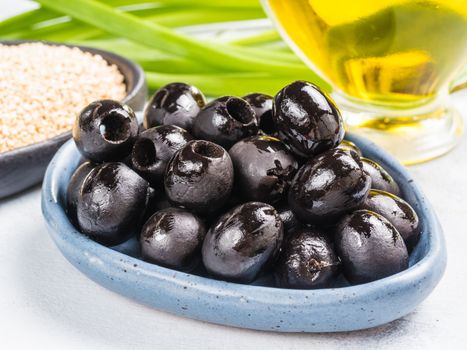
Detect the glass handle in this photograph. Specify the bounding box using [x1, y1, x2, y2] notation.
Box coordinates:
[450, 64, 467, 93]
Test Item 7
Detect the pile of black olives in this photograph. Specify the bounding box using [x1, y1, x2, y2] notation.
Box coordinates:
[67, 81, 421, 289]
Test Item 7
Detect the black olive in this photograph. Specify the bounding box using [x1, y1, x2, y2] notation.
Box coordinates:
[274, 227, 340, 289]
[192, 96, 258, 149]
[337, 140, 362, 157]
[362, 190, 420, 249]
[335, 209, 408, 284]
[228, 135, 298, 204]
[73, 100, 138, 162]
[164, 140, 234, 214]
[273, 80, 344, 157]
[202, 202, 284, 283]
[242, 93, 276, 135]
[143, 82, 206, 131]
[140, 208, 206, 272]
[77, 162, 152, 246]
[288, 148, 371, 223]
[361, 157, 401, 196]
[66, 161, 95, 225]
[131, 125, 193, 187]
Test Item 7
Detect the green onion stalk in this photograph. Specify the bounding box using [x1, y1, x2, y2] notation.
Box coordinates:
[0, 0, 330, 96]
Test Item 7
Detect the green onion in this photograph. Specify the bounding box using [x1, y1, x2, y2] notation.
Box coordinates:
[228, 29, 280, 46]
[4, 8, 265, 42]
[0, 7, 57, 35]
[145, 71, 319, 96]
[73, 38, 218, 74]
[2, 4, 262, 34]
[0, 0, 331, 96]
[34, 0, 316, 75]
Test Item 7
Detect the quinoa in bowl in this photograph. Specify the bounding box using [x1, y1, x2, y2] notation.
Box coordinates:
[0, 42, 127, 153]
[0, 40, 146, 198]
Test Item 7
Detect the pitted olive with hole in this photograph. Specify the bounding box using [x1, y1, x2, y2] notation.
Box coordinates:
[131, 125, 193, 187]
[243, 93, 276, 135]
[192, 96, 258, 148]
[164, 140, 234, 214]
[73, 99, 138, 163]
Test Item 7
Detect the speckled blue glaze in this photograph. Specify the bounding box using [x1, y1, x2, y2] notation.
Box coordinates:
[41, 135, 447, 332]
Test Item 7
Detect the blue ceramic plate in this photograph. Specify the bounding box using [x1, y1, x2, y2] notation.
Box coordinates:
[41, 135, 446, 332]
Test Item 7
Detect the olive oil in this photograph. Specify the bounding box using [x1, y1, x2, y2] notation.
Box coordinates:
[267, 0, 467, 105]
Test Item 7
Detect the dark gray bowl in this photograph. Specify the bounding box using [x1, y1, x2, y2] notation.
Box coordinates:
[0, 40, 147, 199]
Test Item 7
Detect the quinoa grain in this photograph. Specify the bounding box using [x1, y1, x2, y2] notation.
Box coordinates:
[0, 43, 127, 153]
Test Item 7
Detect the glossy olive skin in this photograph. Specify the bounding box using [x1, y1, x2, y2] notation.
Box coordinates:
[202, 202, 284, 283]
[73, 100, 138, 163]
[337, 140, 362, 157]
[131, 125, 193, 187]
[192, 96, 258, 148]
[164, 140, 234, 214]
[362, 190, 420, 249]
[143, 82, 206, 131]
[274, 227, 340, 289]
[273, 81, 344, 157]
[229, 135, 298, 204]
[361, 157, 401, 196]
[243, 93, 276, 135]
[335, 210, 408, 284]
[66, 161, 95, 225]
[140, 208, 206, 271]
[77, 162, 152, 246]
[289, 148, 371, 223]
